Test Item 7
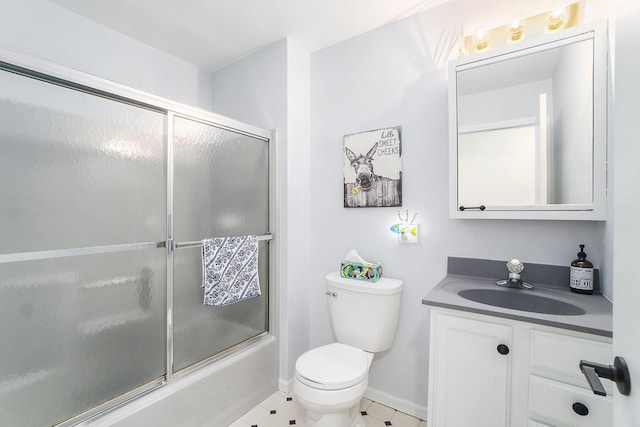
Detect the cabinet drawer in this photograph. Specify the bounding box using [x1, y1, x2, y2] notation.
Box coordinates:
[530, 330, 612, 384]
[529, 375, 612, 427]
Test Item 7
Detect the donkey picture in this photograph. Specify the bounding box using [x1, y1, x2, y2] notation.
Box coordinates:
[344, 138, 402, 208]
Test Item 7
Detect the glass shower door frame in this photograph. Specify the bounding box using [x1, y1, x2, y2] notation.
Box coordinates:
[0, 46, 276, 427]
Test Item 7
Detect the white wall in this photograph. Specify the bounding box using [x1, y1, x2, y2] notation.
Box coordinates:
[310, 0, 608, 415]
[210, 40, 288, 127]
[210, 39, 312, 386]
[0, 0, 213, 110]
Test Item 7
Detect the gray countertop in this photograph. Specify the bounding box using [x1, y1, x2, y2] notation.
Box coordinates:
[423, 273, 613, 337]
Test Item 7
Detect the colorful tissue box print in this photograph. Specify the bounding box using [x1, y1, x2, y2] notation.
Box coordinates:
[340, 261, 383, 282]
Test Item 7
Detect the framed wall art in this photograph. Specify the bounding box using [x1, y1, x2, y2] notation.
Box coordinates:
[343, 126, 402, 208]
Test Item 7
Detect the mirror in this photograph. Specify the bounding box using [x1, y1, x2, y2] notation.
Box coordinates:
[449, 22, 607, 220]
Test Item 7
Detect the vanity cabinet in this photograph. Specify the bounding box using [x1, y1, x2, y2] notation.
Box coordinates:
[427, 308, 612, 427]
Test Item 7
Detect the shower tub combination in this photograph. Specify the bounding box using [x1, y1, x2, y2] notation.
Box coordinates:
[0, 48, 277, 427]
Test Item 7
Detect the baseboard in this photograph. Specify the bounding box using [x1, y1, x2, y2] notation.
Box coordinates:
[365, 387, 428, 421]
[279, 377, 293, 393]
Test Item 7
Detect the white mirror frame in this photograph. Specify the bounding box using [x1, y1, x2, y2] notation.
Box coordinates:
[449, 21, 608, 220]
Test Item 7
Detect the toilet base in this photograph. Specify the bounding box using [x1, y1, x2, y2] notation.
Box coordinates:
[293, 373, 368, 427]
[304, 405, 365, 427]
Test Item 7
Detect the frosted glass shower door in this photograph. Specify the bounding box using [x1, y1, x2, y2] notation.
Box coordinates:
[172, 115, 270, 372]
[0, 67, 167, 427]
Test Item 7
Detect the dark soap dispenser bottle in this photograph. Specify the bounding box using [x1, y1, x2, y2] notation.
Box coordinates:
[570, 244, 594, 294]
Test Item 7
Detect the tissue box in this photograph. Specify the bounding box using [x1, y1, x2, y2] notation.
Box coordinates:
[340, 261, 383, 283]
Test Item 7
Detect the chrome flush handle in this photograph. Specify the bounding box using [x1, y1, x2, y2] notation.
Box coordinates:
[325, 291, 337, 298]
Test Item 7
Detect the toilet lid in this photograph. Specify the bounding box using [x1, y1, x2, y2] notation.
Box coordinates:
[295, 343, 369, 390]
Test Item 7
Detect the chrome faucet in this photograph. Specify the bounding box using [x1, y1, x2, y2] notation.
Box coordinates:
[496, 259, 534, 290]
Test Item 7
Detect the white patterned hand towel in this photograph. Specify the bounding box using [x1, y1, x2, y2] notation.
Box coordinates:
[201, 235, 261, 306]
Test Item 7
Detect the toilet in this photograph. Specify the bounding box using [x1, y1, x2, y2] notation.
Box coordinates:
[293, 271, 403, 427]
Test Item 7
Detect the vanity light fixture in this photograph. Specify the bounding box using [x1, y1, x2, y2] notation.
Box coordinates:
[461, 2, 580, 54]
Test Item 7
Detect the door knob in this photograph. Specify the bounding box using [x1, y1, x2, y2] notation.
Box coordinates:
[579, 356, 631, 396]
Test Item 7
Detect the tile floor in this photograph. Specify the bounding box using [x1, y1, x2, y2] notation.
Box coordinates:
[229, 390, 426, 427]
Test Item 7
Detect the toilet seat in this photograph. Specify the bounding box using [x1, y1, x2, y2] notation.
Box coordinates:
[295, 343, 369, 390]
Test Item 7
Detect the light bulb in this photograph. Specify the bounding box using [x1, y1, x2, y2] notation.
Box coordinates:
[506, 18, 524, 41]
[472, 27, 489, 51]
[547, 7, 567, 30]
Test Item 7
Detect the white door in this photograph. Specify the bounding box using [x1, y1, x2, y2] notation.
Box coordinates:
[613, 0, 640, 424]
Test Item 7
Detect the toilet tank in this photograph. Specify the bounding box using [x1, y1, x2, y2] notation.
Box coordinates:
[325, 272, 403, 353]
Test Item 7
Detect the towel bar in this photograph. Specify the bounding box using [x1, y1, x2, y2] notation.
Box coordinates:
[174, 234, 272, 250]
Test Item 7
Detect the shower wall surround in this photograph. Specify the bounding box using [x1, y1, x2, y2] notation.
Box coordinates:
[0, 51, 273, 427]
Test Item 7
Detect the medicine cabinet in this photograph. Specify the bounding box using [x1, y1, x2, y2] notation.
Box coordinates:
[449, 22, 607, 220]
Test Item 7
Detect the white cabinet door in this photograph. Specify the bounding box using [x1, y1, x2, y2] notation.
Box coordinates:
[428, 312, 512, 427]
